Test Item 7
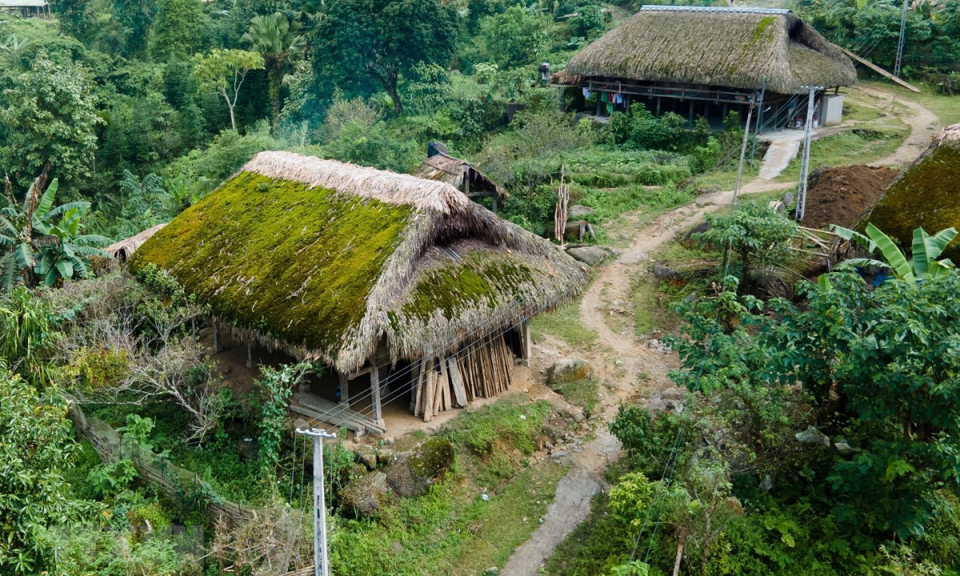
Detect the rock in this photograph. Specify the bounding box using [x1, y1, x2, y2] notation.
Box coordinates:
[355, 449, 378, 471]
[694, 195, 715, 207]
[483, 567, 499, 576]
[340, 472, 390, 518]
[568, 205, 595, 219]
[660, 387, 685, 401]
[781, 190, 796, 207]
[684, 293, 698, 304]
[547, 358, 591, 386]
[384, 438, 454, 498]
[834, 441, 855, 456]
[480, 493, 490, 502]
[566, 246, 610, 266]
[377, 449, 395, 465]
[795, 425, 831, 447]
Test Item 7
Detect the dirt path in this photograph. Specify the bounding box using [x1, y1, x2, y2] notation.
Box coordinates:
[501, 88, 938, 575]
[859, 85, 938, 168]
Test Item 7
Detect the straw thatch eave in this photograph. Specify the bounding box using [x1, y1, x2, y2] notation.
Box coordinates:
[559, 9, 856, 95]
[104, 223, 167, 262]
[129, 152, 587, 374]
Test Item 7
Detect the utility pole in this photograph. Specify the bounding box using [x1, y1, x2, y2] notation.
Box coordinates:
[296, 427, 338, 576]
[894, 0, 909, 78]
[796, 86, 820, 223]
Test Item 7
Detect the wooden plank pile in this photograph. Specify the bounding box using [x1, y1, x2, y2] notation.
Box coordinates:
[413, 336, 513, 422]
[289, 392, 386, 436]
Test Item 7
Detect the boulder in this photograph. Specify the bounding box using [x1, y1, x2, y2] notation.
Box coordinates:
[795, 426, 831, 447]
[340, 471, 390, 518]
[547, 358, 591, 386]
[566, 246, 610, 266]
[384, 438, 454, 498]
[355, 449, 378, 471]
[568, 205, 596, 219]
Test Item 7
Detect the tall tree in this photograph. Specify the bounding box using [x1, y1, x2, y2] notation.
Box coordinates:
[193, 49, 265, 132]
[151, 0, 206, 61]
[312, 0, 458, 115]
[0, 55, 101, 188]
[241, 12, 305, 133]
[50, 0, 94, 38]
[113, 0, 158, 57]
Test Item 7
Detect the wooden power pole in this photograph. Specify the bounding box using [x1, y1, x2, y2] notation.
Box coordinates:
[296, 427, 338, 576]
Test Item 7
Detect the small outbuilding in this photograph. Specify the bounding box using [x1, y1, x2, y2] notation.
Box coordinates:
[128, 152, 587, 432]
[413, 144, 508, 212]
[551, 6, 857, 132]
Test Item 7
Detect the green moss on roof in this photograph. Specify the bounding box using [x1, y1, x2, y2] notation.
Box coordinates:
[398, 252, 535, 324]
[750, 16, 776, 46]
[129, 171, 413, 355]
[860, 145, 960, 261]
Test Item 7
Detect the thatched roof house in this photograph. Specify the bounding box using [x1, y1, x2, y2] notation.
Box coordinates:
[857, 124, 960, 260]
[129, 152, 586, 428]
[413, 152, 508, 211]
[552, 6, 856, 131]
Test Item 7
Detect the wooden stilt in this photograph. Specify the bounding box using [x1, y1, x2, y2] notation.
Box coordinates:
[369, 358, 383, 427]
[520, 322, 532, 367]
[213, 321, 221, 353]
[423, 370, 436, 422]
[339, 373, 350, 405]
[246, 343, 254, 369]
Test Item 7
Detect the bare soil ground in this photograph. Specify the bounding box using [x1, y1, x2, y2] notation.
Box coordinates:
[803, 165, 899, 230]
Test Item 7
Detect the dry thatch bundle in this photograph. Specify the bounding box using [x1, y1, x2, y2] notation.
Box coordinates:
[554, 7, 856, 95]
[104, 223, 167, 262]
[129, 151, 586, 373]
[857, 124, 960, 260]
[413, 153, 508, 201]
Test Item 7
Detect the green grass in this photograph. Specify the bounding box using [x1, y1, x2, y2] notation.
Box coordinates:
[331, 395, 567, 576]
[532, 298, 598, 348]
[549, 378, 600, 417]
[857, 80, 960, 126]
[774, 127, 907, 182]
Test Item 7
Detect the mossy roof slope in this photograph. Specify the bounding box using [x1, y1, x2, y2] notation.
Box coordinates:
[129, 151, 586, 372]
[857, 124, 960, 261]
[555, 7, 856, 95]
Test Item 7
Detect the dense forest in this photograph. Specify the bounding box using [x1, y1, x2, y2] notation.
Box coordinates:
[2, 0, 960, 574]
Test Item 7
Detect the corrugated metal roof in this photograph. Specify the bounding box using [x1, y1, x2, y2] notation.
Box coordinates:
[0, 0, 47, 7]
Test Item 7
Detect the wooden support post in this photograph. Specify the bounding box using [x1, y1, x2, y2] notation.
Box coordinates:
[369, 359, 383, 427]
[520, 322, 532, 367]
[688, 100, 695, 124]
[491, 195, 498, 213]
[246, 343, 254, 369]
[213, 321, 221, 353]
[339, 373, 350, 405]
[656, 97, 661, 118]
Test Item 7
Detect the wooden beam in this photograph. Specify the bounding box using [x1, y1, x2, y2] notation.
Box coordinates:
[338, 373, 350, 405]
[369, 358, 383, 427]
[246, 343, 254, 369]
[839, 47, 921, 94]
[447, 356, 467, 408]
[520, 322, 532, 367]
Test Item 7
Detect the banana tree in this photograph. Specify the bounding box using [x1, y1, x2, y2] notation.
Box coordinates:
[832, 223, 958, 281]
[0, 172, 111, 290]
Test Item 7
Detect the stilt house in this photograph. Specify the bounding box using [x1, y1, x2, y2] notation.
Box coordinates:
[414, 144, 508, 212]
[128, 152, 587, 433]
[0, 0, 50, 18]
[551, 6, 857, 133]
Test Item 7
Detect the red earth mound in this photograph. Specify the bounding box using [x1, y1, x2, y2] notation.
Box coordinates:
[802, 165, 899, 230]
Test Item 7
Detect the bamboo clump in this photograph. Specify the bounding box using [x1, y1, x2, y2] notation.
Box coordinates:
[413, 336, 514, 422]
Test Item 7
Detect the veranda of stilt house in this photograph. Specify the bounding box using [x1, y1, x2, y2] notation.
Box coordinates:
[126, 151, 587, 437]
[550, 6, 857, 134]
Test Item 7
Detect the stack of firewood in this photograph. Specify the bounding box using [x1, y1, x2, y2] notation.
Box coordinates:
[413, 337, 514, 422]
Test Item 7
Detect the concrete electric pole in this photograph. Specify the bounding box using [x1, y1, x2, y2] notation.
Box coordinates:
[296, 427, 338, 576]
[796, 86, 821, 223]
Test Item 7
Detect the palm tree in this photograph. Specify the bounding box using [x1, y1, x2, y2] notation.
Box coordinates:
[242, 12, 306, 133]
[0, 169, 110, 290]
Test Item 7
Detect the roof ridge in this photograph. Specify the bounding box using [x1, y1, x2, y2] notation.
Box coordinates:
[243, 151, 470, 215]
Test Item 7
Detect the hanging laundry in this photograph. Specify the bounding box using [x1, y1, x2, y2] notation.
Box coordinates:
[582, 87, 592, 98]
[606, 102, 614, 114]
[613, 93, 623, 104]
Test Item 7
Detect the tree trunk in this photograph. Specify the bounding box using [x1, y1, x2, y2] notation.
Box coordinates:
[269, 63, 282, 134]
[383, 71, 403, 115]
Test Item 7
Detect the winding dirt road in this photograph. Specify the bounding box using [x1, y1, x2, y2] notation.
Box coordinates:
[499, 85, 936, 576]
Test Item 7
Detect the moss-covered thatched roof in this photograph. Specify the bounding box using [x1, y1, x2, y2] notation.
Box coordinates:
[129, 152, 586, 373]
[856, 124, 960, 260]
[555, 6, 856, 95]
